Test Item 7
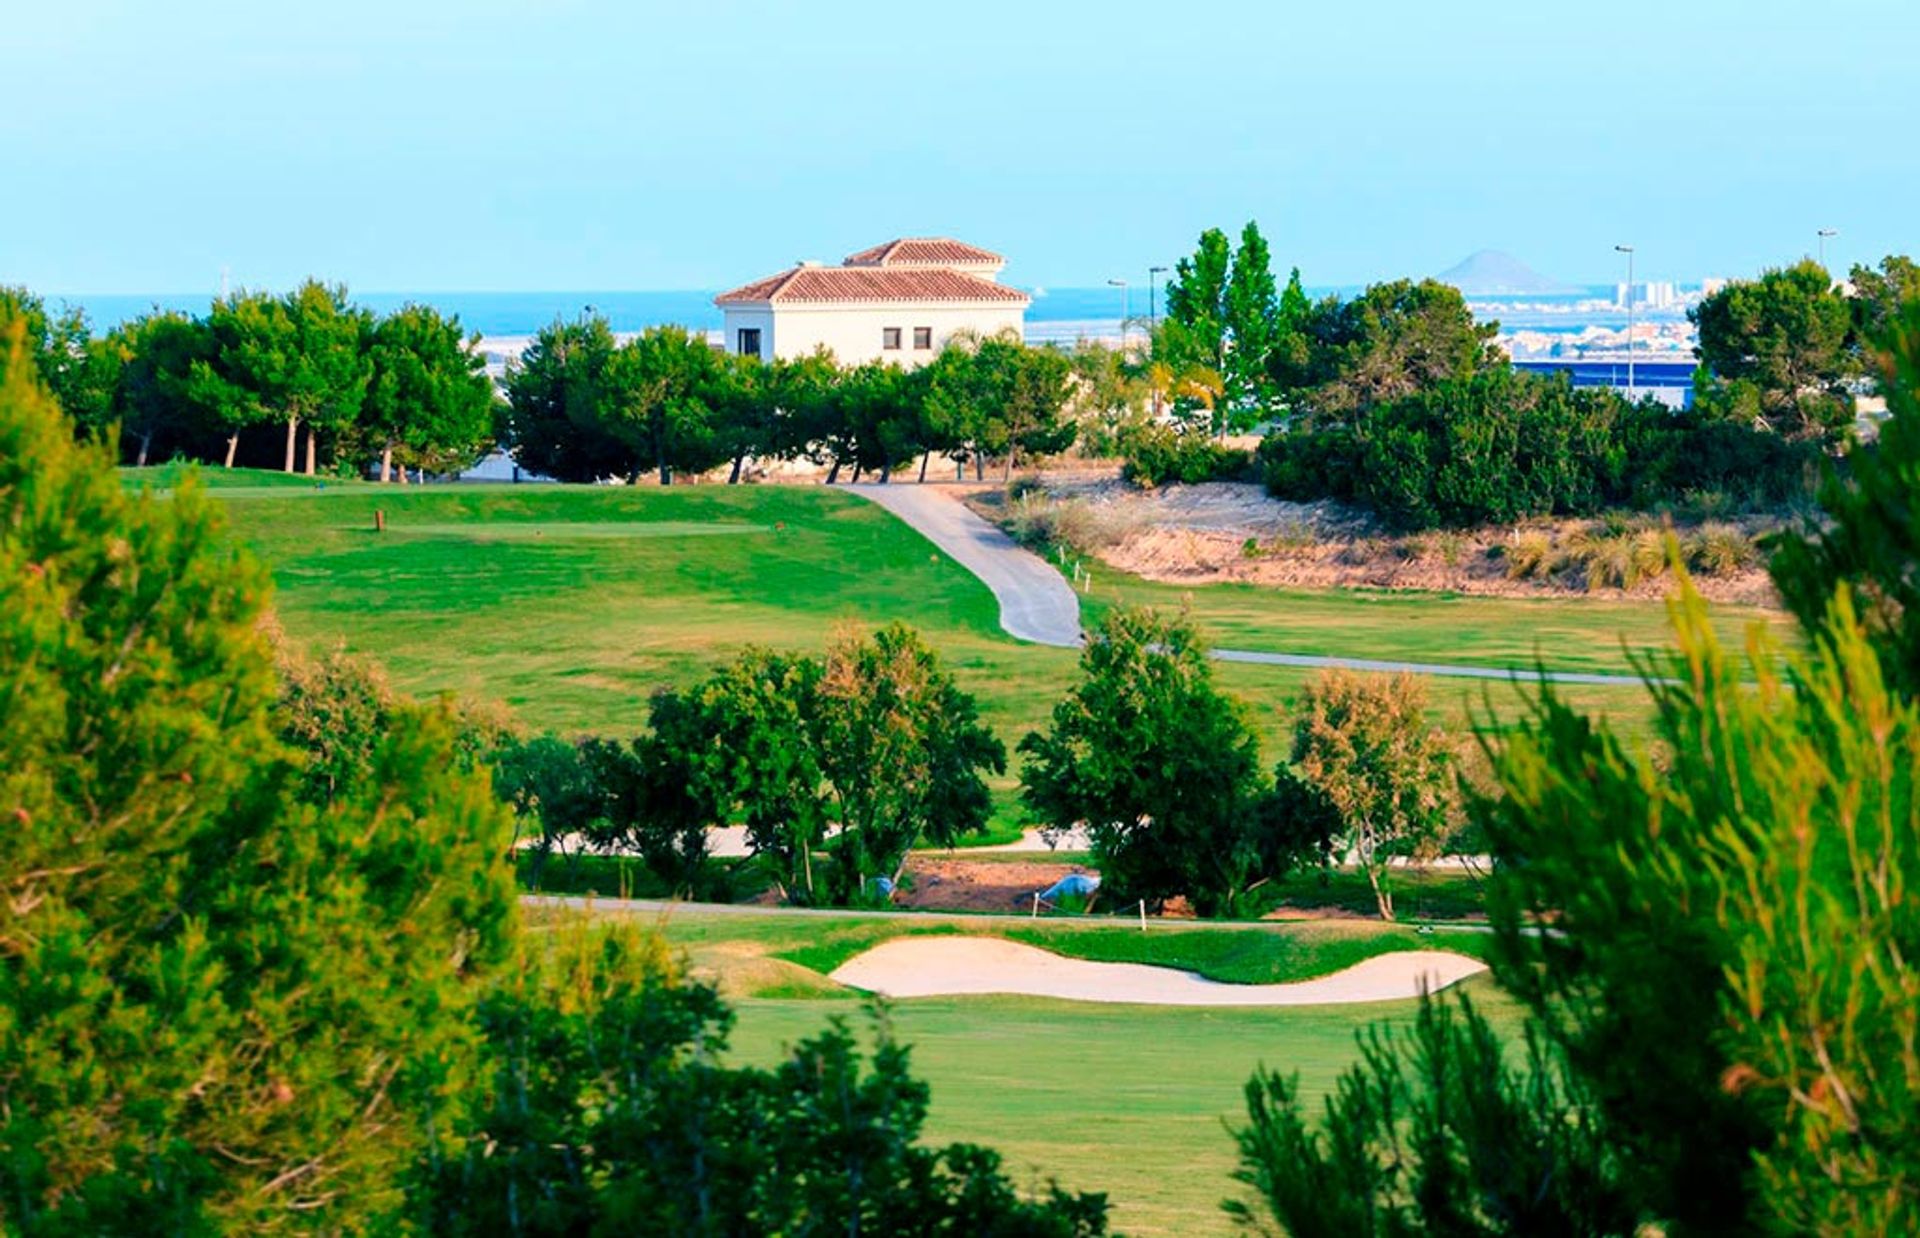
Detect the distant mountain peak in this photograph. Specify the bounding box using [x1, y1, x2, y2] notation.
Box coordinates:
[1436, 250, 1580, 296]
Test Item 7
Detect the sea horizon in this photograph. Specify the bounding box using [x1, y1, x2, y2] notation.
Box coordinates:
[42, 282, 1640, 338]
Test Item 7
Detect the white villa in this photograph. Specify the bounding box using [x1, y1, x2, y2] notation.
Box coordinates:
[714, 237, 1029, 367]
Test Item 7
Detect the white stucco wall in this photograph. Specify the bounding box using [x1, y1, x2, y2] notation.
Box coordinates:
[721, 302, 1026, 368]
[719, 307, 777, 361]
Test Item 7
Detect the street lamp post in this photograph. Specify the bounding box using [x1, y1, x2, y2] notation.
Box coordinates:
[1148, 265, 1168, 328]
[1817, 228, 1838, 269]
[1107, 278, 1130, 351]
[1614, 245, 1635, 399]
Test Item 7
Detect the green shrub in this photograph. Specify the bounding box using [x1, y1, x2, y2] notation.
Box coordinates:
[1121, 422, 1252, 486]
[1260, 367, 1821, 531]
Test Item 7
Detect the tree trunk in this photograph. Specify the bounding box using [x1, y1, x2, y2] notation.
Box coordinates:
[379, 442, 393, 483]
[303, 425, 317, 476]
[973, 450, 984, 481]
[224, 433, 239, 469]
[849, 461, 864, 484]
[728, 453, 744, 484]
[824, 457, 842, 485]
[917, 450, 931, 483]
[1362, 860, 1395, 921]
[136, 429, 152, 468]
[1003, 442, 1016, 486]
[283, 416, 298, 473]
[877, 462, 891, 483]
[659, 460, 671, 486]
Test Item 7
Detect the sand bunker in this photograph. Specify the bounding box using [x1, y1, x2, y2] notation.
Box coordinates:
[828, 936, 1487, 1007]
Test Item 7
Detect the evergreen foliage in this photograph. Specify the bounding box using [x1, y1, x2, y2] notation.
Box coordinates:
[1230, 305, 1920, 1237]
[1692, 260, 1855, 441]
[409, 926, 1111, 1236]
[0, 325, 518, 1231]
[1261, 367, 1818, 531]
[359, 302, 496, 480]
[1271, 278, 1501, 427]
[1019, 608, 1332, 916]
[0, 322, 1113, 1234]
[1771, 298, 1920, 695]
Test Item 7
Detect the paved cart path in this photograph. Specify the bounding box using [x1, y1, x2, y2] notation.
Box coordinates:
[849, 482, 1084, 646]
[842, 484, 1653, 688]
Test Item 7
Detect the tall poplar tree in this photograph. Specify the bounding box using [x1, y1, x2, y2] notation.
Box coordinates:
[1165, 227, 1232, 372]
[1222, 220, 1280, 415]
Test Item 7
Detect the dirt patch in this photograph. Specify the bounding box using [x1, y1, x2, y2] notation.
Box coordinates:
[900, 856, 1099, 913]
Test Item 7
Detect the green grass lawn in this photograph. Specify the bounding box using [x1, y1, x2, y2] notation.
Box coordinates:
[131, 469, 1708, 834]
[156, 472, 1682, 756]
[132, 471, 1695, 1231]
[723, 987, 1521, 1236]
[1081, 558, 1795, 679]
[526, 902, 1514, 1234]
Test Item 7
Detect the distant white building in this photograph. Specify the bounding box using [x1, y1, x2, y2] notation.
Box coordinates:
[1615, 281, 1679, 310]
[714, 238, 1029, 367]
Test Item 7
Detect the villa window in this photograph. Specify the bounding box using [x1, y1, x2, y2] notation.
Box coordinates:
[736, 327, 761, 356]
[913, 326, 933, 349]
[882, 327, 902, 350]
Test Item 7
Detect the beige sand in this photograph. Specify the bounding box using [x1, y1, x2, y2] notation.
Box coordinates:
[828, 936, 1487, 1007]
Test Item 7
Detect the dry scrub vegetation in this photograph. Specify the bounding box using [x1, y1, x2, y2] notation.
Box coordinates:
[980, 477, 1783, 605]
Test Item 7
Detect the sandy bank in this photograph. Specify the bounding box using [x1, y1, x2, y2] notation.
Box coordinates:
[828, 937, 1486, 1006]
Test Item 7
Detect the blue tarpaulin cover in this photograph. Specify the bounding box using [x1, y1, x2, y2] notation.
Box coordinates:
[1038, 873, 1101, 902]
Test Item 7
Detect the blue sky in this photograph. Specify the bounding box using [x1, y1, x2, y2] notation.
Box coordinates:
[5, 0, 1914, 295]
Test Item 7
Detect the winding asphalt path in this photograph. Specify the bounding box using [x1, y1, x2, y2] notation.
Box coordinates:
[851, 482, 1084, 646]
[843, 483, 1653, 689]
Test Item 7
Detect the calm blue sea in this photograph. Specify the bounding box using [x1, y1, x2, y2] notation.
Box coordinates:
[52, 283, 1686, 362]
[56, 286, 1173, 337]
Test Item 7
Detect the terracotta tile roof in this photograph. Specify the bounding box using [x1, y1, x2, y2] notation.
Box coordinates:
[715, 266, 1030, 307]
[842, 237, 1006, 268]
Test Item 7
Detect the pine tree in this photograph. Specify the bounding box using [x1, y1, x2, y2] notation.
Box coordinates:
[0, 324, 516, 1232]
